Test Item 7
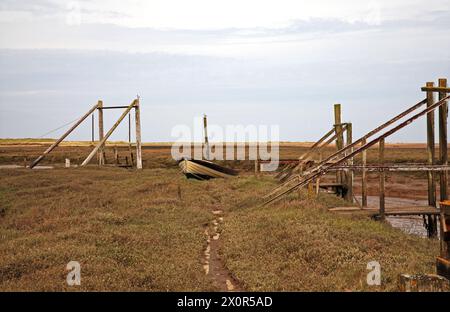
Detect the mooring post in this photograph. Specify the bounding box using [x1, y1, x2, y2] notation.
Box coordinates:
[97, 100, 105, 166]
[345, 123, 353, 202]
[91, 114, 95, 144]
[135, 98, 143, 170]
[361, 138, 368, 207]
[426, 82, 437, 207]
[439, 78, 448, 201]
[379, 138, 385, 219]
[114, 146, 119, 164]
[334, 104, 344, 184]
[316, 151, 322, 195]
[203, 114, 210, 160]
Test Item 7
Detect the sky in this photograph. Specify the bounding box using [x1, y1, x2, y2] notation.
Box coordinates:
[0, 0, 449, 142]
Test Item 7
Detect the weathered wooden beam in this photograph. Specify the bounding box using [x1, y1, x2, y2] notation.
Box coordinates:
[345, 123, 353, 202]
[98, 105, 134, 110]
[334, 104, 344, 184]
[30, 102, 99, 169]
[135, 98, 143, 170]
[328, 164, 450, 172]
[361, 138, 368, 207]
[81, 99, 137, 167]
[426, 82, 437, 207]
[98, 100, 105, 166]
[421, 86, 450, 93]
[379, 138, 385, 220]
[439, 78, 448, 200]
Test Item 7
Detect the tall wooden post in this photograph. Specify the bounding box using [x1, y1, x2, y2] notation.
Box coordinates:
[334, 104, 344, 184]
[203, 114, 210, 160]
[128, 113, 131, 143]
[345, 123, 353, 202]
[98, 100, 105, 166]
[379, 138, 385, 219]
[135, 98, 143, 170]
[91, 114, 95, 143]
[426, 82, 436, 207]
[361, 138, 368, 207]
[439, 78, 448, 201]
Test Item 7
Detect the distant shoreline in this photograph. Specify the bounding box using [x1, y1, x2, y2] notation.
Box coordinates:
[1, 138, 448, 149]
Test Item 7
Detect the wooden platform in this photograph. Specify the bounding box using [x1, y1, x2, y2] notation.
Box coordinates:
[329, 206, 439, 216]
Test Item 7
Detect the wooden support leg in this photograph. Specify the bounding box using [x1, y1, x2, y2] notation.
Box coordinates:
[334, 104, 344, 184]
[379, 139, 385, 220]
[98, 100, 105, 166]
[439, 78, 448, 200]
[426, 82, 437, 207]
[345, 123, 353, 202]
[362, 138, 368, 207]
[135, 99, 143, 170]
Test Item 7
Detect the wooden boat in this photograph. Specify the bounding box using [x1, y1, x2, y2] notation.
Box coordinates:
[178, 158, 238, 180]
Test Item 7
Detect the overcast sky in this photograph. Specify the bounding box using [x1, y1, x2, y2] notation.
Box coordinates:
[0, 0, 449, 142]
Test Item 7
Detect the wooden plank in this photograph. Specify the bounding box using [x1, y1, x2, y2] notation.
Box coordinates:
[426, 82, 436, 207]
[421, 86, 450, 93]
[330, 206, 439, 216]
[439, 78, 448, 200]
[379, 138, 385, 219]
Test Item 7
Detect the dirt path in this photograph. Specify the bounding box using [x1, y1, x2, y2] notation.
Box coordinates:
[202, 209, 242, 291]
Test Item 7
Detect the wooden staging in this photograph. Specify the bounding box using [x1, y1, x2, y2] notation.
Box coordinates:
[329, 205, 439, 217]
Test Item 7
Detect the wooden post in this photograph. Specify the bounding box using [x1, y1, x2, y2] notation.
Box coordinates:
[114, 146, 119, 164]
[203, 114, 210, 160]
[81, 99, 137, 167]
[254, 159, 259, 176]
[334, 104, 344, 184]
[91, 114, 95, 143]
[135, 98, 143, 170]
[346, 123, 353, 202]
[98, 100, 105, 166]
[362, 138, 368, 207]
[379, 138, 385, 219]
[316, 151, 322, 195]
[30, 102, 99, 169]
[439, 78, 448, 200]
[426, 82, 437, 207]
[128, 113, 131, 143]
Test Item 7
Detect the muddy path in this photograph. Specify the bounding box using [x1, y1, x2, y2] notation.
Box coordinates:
[202, 209, 242, 291]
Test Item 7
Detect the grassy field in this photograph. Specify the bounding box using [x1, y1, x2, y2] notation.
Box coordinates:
[0, 143, 441, 291]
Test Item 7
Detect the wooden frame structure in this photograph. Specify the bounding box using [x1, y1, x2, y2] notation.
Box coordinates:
[263, 79, 449, 237]
[262, 104, 354, 201]
[30, 98, 142, 169]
